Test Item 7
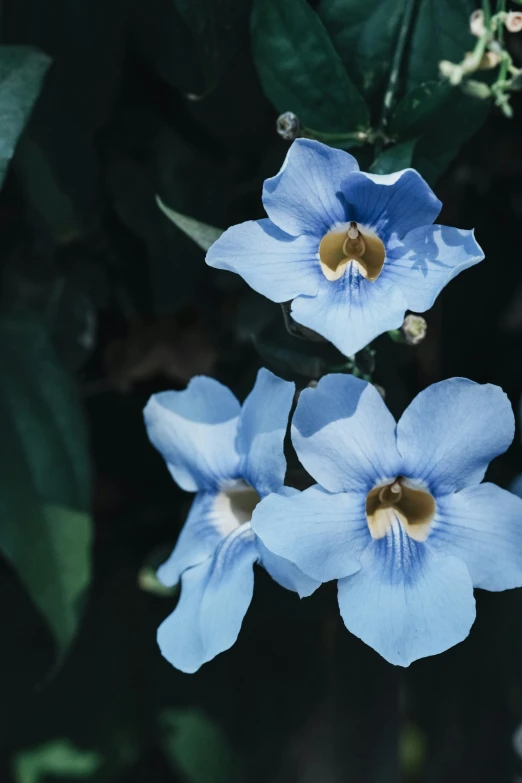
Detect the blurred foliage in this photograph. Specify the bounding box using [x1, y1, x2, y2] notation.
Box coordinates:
[1, 0, 522, 782]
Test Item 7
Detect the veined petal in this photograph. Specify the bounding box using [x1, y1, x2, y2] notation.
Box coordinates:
[338, 523, 475, 666]
[251, 484, 370, 582]
[291, 265, 407, 357]
[157, 526, 258, 673]
[157, 492, 220, 586]
[292, 374, 401, 493]
[397, 379, 514, 495]
[382, 225, 484, 312]
[144, 377, 241, 492]
[262, 139, 358, 237]
[258, 541, 319, 597]
[429, 484, 522, 591]
[341, 169, 441, 244]
[205, 218, 320, 302]
[236, 368, 295, 496]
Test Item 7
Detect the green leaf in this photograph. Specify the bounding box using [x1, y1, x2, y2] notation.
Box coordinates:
[156, 195, 224, 252]
[14, 739, 102, 783]
[0, 314, 92, 655]
[389, 81, 453, 140]
[406, 0, 475, 91]
[413, 91, 489, 185]
[158, 708, 243, 783]
[0, 45, 51, 190]
[251, 0, 370, 134]
[173, 0, 252, 92]
[315, 0, 405, 107]
[370, 139, 417, 174]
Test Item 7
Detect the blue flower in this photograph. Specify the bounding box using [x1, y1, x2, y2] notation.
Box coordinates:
[143, 368, 318, 673]
[251, 374, 522, 666]
[206, 139, 484, 357]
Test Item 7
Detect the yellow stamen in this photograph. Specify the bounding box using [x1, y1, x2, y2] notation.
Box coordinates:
[319, 222, 386, 282]
[366, 477, 436, 542]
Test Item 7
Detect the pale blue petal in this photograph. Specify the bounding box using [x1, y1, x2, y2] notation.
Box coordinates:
[157, 491, 226, 587]
[236, 368, 294, 496]
[381, 225, 484, 311]
[397, 379, 514, 495]
[292, 374, 401, 493]
[251, 484, 370, 582]
[341, 169, 441, 244]
[205, 218, 320, 302]
[157, 526, 258, 673]
[258, 541, 319, 597]
[262, 139, 359, 237]
[291, 265, 407, 356]
[429, 484, 522, 591]
[144, 377, 241, 492]
[338, 524, 475, 666]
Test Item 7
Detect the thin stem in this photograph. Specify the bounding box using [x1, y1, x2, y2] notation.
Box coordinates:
[378, 0, 418, 136]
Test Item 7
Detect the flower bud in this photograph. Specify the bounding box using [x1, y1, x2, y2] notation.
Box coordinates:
[506, 11, 522, 33]
[461, 79, 492, 99]
[470, 9, 486, 37]
[401, 314, 427, 346]
[276, 112, 301, 141]
[439, 60, 464, 85]
[479, 50, 501, 70]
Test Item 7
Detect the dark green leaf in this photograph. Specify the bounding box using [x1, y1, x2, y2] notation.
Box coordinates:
[389, 81, 453, 140]
[316, 0, 404, 107]
[173, 0, 252, 92]
[0, 315, 92, 655]
[370, 139, 417, 174]
[251, 0, 370, 134]
[13, 739, 102, 783]
[406, 0, 475, 92]
[413, 91, 489, 185]
[130, 0, 204, 95]
[158, 708, 243, 783]
[0, 45, 51, 190]
[156, 196, 223, 252]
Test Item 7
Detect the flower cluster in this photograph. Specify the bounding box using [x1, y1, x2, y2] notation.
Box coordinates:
[144, 139, 522, 672]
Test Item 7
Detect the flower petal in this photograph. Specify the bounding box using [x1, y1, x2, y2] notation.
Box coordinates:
[292, 374, 401, 493]
[236, 368, 294, 496]
[251, 484, 370, 582]
[381, 225, 484, 311]
[338, 523, 475, 666]
[144, 377, 241, 492]
[262, 139, 359, 237]
[205, 218, 320, 302]
[397, 379, 514, 495]
[291, 265, 407, 356]
[341, 169, 441, 244]
[157, 526, 258, 673]
[429, 483, 522, 591]
[258, 541, 319, 597]
[157, 489, 243, 587]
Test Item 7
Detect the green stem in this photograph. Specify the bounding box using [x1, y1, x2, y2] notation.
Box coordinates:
[378, 0, 418, 140]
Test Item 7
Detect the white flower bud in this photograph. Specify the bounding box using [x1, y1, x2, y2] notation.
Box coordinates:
[506, 11, 522, 33]
[470, 9, 486, 37]
[439, 60, 464, 85]
[461, 79, 491, 99]
[276, 112, 301, 141]
[479, 50, 501, 70]
[401, 315, 427, 346]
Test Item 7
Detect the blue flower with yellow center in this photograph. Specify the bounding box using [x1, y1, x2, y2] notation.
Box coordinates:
[252, 374, 522, 665]
[143, 368, 318, 673]
[206, 139, 484, 356]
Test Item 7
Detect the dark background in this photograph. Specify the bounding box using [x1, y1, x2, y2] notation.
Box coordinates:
[1, 0, 522, 781]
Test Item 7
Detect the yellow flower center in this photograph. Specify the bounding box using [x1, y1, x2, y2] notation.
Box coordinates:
[365, 477, 436, 542]
[319, 221, 386, 282]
